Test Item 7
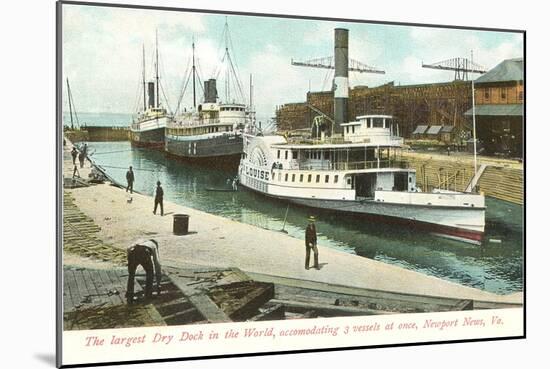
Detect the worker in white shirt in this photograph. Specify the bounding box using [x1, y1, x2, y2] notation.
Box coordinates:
[125, 239, 162, 304]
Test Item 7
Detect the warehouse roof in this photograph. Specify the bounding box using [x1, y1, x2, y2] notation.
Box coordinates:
[426, 125, 442, 135]
[476, 58, 523, 84]
[464, 104, 523, 116]
[412, 125, 428, 134]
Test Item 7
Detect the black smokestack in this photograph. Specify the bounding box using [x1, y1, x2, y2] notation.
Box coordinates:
[204, 79, 218, 103]
[147, 82, 155, 108]
[334, 28, 349, 132]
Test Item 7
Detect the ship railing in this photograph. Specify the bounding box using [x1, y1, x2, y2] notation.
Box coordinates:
[295, 160, 409, 171]
[287, 137, 349, 145]
[170, 118, 222, 127]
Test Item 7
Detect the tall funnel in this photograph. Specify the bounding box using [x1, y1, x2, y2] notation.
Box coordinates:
[334, 28, 349, 131]
[147, 82, 155, 109]
[204, 79, 218, 103]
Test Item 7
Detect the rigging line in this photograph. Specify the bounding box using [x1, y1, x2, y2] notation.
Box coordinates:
[227, 52, 245, 103]
[132, 70, 142, 114]
[94, 163, 161, 172]
[213, 51, 227, 81]
[160, 83, 173, 114]
[175, 61, 193, 116]
[158, 52, 171, 110]
[89, 148, 136, 156]
[227, 26, 244, 90]
[194, 58, 206, 99]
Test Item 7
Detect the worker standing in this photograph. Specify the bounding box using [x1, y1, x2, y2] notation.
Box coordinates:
[126, 166, 135, 194]
[71, 147, 78, 165]
[153, 181, 164, 216]
[305, 216, 320, 270]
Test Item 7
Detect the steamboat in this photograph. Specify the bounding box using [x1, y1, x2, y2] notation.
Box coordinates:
[165, 22, 255, 167]
[238, 115, 486, 244]
[129, 35, 170, 148]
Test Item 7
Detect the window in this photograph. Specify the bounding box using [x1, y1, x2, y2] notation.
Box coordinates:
[300, 174, 304, 182]
[308, 174, 312, 182]
[484, 90, 490, 100]
[501, 88, 507, 100]
[352, 126, 355, 134]
[346, 126, 349, 134]
[278, 173, 281, 181]
[373, 118, 384, 128]
[285, 151, 288, 160]
[518, 90, 524, 101]
[334, 175, 339, 183]
[316, 175, 320, 183]
[272, 172, 275, 180]
[292, 174, 295, 182]
[325, 175, 329, 183]
[292, 151, 298, 159]
[277, 150, 280, 159]
[324, 151, 330, 160]
[285, 173, 288, 182]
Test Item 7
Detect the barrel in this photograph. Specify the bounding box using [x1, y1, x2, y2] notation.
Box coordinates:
[173, 214, 189, 235]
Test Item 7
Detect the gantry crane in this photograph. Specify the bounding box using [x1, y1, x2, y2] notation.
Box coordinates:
[422, 57, 487, 81]
[291, 56, 385, 74]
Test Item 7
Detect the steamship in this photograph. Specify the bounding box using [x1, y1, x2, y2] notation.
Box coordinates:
[239, 115, 486, 245]
[165, 25, 256, 167]
[130, 39, 170, 148]
[165, 78, 255, 166]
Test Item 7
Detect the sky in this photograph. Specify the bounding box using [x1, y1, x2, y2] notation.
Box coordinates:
[62, 3, 523, 123]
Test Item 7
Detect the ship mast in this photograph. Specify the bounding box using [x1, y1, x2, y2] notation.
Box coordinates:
[142, 44, 147, 111]
[471, 50, 478, 182]
[66, 78, 74, 130]
[155, 30, 159, 108]
[192, 38, 196, 109]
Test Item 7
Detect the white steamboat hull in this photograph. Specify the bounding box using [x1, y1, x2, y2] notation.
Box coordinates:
[241, 182, 485, 244]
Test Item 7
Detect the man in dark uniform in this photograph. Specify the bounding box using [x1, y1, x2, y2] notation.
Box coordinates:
[126, 166, 135, 194]
[305, 216, 320, 270]
[78, 150, 85, 168]
[153, 181, 164, 216]
[71, 147, 78, 165]
[125, 239, 162, 304]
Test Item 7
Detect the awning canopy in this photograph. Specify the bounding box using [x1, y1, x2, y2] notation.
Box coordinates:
[464, 104, 523, 116]
[426, 125, 442, 135]
[412, 125, 428, 134]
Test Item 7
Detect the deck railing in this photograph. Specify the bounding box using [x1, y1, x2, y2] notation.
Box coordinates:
[293, 160, 409, 171]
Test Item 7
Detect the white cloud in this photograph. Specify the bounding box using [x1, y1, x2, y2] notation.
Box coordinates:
[62, 5, 207, 114]
[388, 27, 523, 85]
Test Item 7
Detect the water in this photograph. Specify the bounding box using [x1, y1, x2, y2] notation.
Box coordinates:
[63, 112, 133, 127]
[86, 141, 524, 295]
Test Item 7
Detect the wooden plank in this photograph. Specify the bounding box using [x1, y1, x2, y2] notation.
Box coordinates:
[209, 282, 275, 321]
[269, 299, 394, 316]
[63, 269, 77, 310]
[70, 269, 88, 306]
[167, 274, 231, 323]
[98, 269, 124, 305]
[248, 272, 467, 310]
[453, 299, 474, 311]
[62, 274, 74, 311]
[248, 304, 285, 322]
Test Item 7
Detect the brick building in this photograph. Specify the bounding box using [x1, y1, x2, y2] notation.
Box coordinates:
[464, 58, 524, 157]
[275, 81, 472, 139]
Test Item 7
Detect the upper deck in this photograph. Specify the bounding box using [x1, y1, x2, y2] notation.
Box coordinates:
[274, 114, 403, 149]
